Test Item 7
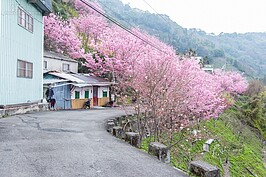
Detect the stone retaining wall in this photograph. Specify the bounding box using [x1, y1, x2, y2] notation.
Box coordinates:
[0, 103, 49, 117]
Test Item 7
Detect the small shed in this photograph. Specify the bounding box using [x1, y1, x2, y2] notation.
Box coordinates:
[43, 71, 84, 110]
[43, 79, 71, 109]
[70, 74, 112, 109]
[43, 71, 112, 109]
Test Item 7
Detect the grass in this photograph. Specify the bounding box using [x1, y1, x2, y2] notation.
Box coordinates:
[140, 112, 266, 176]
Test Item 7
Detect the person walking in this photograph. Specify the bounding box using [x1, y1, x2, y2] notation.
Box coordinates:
[45, 85, 54, 102]
[50, 98, 56, 110]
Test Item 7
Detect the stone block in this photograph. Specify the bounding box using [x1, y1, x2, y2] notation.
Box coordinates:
[112, 126, 124, 139]
[203, 139, 215, 152]
[0, 109, 5, 117]
[190, 160, 220, 177]
[107, 119, 114, 123]
[148, 142, 170, 163]
[115, 117, 125, 126]
[107, 122, 115, 132]
[129, 120, 138, 132]
[125, 132, 140, 148]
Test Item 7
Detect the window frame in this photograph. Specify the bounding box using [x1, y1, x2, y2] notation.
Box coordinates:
[62, 63, 70, 72]
[75, 91, 80, 99]
[43, 61, 48, 69]
[102, 91, 108, 98]
[17, 60, 33, 79]
[85, 90, 89, 99]
[18, 7, 34, 33]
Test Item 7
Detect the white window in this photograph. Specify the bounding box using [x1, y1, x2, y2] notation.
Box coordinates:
[17, 60, 33, 78]
[43, 61, 48, 69]
[18, 7, 33, 32]
[63, 63, 70, 72]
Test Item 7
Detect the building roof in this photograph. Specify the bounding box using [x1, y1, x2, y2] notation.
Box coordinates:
[44, 50, 78, 63]
[43, 79, 68, 85]
[71, 83, 92, 87]
[29, 0, 52, 16]
[48, 72, 85, 83]
[44, 72, 113, 87]
[71, 74, 113, 86]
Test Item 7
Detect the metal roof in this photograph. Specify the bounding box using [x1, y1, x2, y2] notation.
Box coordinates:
[48, 72, 85, 83]
[71, 74, 113, 85]
[44, 72, 113, 88]
[71, 83, 92, 87]
[29, 0, 52, 16]
[43, 79, 68, 85]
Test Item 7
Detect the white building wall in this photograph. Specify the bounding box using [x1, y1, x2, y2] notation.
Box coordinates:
[98, 86, 109, 98]
[44, 57, 78, 73]
[71, 86, 93, 99]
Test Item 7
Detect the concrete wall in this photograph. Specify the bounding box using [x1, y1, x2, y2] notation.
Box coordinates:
[71, 86, 93, 99]
[0, 103, 49, 117]
[71, 99, 93, 109]
[43, 56, 78, 73]
[0, 0, 44, 105]
[98, 97, 109, 106]
[98, 86, 109, 98]
[71, 86, 109, 99]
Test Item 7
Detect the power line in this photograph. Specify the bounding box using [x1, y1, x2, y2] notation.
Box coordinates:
[80, 0, 169, 55]
[142, 0, 172, 27]
[97, 0, 164, 51]
[141, 0, 181, 51]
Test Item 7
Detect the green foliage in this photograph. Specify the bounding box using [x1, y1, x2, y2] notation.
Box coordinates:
[141, 116, 266, 176]
[140, 137, 150, 152]
[52, 0, 78, 19]
[248, 92, 266, 139]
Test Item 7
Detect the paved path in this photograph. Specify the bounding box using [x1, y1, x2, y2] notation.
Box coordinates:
[0, 108, 188, 177]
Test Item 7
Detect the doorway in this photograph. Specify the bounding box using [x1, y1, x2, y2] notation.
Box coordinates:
[93, 86, 99, 106]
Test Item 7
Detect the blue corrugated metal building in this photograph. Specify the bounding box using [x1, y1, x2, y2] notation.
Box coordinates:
[43, 76, 72, 110]
[43, 72, 86, 110]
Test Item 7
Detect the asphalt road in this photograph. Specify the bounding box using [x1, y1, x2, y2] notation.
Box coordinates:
[0, 108, 188, 177]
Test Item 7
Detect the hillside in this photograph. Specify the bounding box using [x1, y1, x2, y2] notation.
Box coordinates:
[141, 112, 266, 176]
[98, 0, 266, 79]
[48, 1, 266, 176]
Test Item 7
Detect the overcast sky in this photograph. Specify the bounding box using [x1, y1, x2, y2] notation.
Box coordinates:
[120, 0, 266, 34]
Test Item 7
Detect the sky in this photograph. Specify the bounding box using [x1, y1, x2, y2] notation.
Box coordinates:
[120, 0, 266, 34]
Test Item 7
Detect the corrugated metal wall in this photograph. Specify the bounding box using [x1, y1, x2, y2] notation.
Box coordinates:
[0, 1, 1, 37]
[53, 84, 71, 110]
[0, 0, 44, 105]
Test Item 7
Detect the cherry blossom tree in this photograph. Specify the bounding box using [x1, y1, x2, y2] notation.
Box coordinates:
[44, 0, 248, 144]
[213, 69, 248, 95]
[44, 14, 84, 59]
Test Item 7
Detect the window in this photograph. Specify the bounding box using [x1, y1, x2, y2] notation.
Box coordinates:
[18, 7, 33, 32]
[75, 91, 80, 99]
[103, 91, 108, 97]
[85, 91, 89, 99]
[63, 63, 70, 72]
[43, 61, 48, 69]
[17, 60, 33, 78]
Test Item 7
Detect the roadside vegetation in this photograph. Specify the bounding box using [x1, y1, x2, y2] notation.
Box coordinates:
[140, 80, 266, 177]
[141, 115, 265, 176]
